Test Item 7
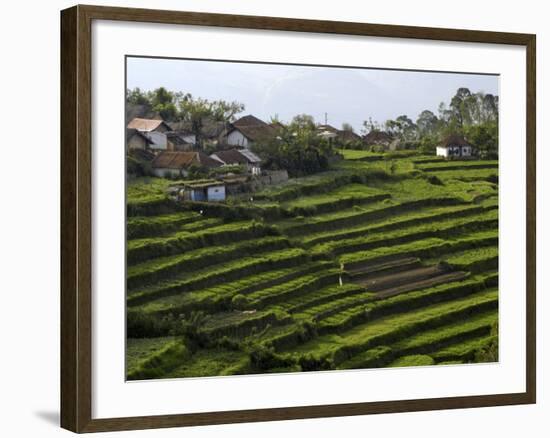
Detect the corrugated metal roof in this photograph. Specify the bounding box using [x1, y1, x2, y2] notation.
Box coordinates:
[239, 149, 261, 163]
[127, 118, 172, 132]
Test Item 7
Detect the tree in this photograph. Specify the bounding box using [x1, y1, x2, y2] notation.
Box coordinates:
[417, 134, 439, 154]
[148, 87, 178, 121]
[252, 122, 334, 177]
[290, 114, 316, 131]
[416, 110, 439, 136]
[464, 123, 498, 159]
[126, 87, 149, 106]
[209, 99, 245, 123]
[385, 115, 417, 141]
[341, 122, 354, 132]
[480, 93, 499, 124]
[179, 95, 244, 148]
[362, 117, 381, 135]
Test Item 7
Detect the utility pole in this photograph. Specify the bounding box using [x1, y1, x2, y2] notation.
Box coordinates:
[324, 112, 328, 125]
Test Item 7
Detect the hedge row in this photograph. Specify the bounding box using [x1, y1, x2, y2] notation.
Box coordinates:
[246, 271, 341, 309]
[127, 211, 205, 239]
[283, 197, 463, 237]
[127, 341, 189, 380]
[314, 213, 498, 258]
[432, 335, 497, 363]
[127, 236, 290, 290]
[285, 283, 366, 315]
[139, 262, 333, 318]
[325, 291, 498, 366]
[127, 221, 278, 265]
[317, 274, 496, 336]
[284, 193, 390, 217]
[303, 204, 485, 247]
[341, 231, 498, 270]
[263, 291, 497, 371]
[420, 163, 498, 173]
[127, 248, 309, 308]
[127, 197, 177, 217]
[200, 310, 292, 341]
[254, 169, 393, 203]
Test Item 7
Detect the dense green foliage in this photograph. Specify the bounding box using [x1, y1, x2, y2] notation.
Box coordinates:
[251, 118, 337, 177]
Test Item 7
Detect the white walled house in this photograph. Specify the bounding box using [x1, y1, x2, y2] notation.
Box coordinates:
[127, 118, 173, 152]
[147, 131, 168, 151]
[126, 128, 153, 151]
[436, 135, 474, 158]
[225, 115, 275, 149]
[227, 129, 250, 148]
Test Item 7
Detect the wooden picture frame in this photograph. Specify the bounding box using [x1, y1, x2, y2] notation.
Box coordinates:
[60, 4, 536, 433]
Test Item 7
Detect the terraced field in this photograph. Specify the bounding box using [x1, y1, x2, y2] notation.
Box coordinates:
[126, 153, 499, 380]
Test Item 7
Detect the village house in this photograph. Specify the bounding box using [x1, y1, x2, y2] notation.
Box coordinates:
[127, 117, 172, 133]
[169, 119, 232, 148]
[363, 130, 395, 149]
[337, 129, 362, 144]
[316, 124, 339, 142]
[436, 134, 474, 158]
[226, 115, 275, 148]
[127, 117, 174, 151]
[166, 131, 194, 151]
[180, 180, 226, 202]
[150, 151, 222, 178]
[317, 124, 361, 145]
[210, 149, 262, 176]
[269, 121, 285, 131]
[126, 128, 154, 151]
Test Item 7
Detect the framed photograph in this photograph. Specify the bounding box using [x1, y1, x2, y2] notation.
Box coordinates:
[60, 4, 536, 433]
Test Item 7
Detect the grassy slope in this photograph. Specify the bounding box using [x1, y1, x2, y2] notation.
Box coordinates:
[126, 153, 499, 379]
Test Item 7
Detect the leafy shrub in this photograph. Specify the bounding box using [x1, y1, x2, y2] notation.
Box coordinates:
[127, 341, 190, 380]
[298, 354, 333, 371]
[231, 294, 250, 310]
[247, 343, 292, 370]
[127, 312, 176, 338]
[426, 175, 444, 186]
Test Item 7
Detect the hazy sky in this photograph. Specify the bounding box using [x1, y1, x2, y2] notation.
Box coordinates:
[127, 57, 499, 132]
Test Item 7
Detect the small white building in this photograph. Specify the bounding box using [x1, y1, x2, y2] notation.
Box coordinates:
[183, 181, 226, 202]
[436, 135, 474, 158]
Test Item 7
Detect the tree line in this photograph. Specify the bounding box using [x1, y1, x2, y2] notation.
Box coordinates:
[358, 87, 499, 158]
